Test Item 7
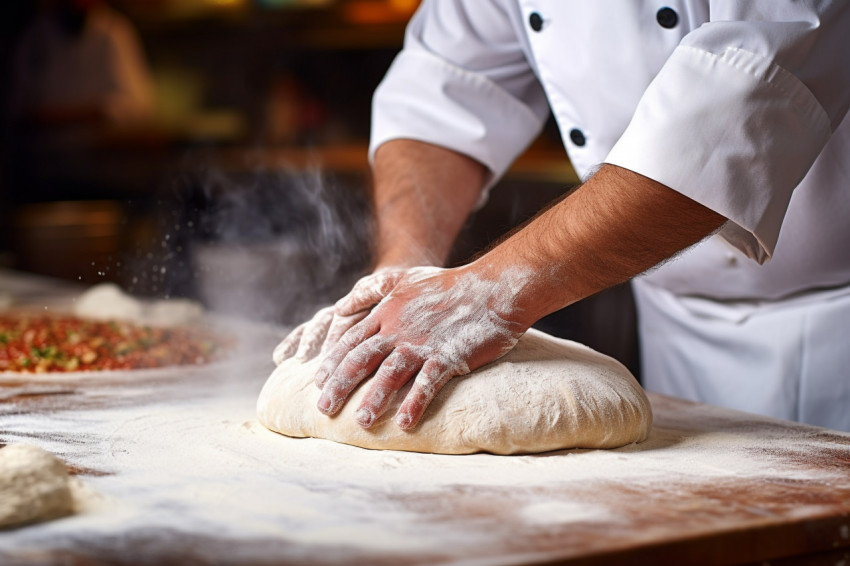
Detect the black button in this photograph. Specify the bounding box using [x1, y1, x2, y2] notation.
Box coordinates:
[569, 128, 586, 147]
[656, 7, 678, 28]
[529, 12, 543, 32]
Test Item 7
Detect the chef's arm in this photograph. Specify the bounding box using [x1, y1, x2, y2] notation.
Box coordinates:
[371, 139, 487, 270]
[319, 162, 727, 429]
[271, 139, 485, 364]
[476, 163, 727, 326]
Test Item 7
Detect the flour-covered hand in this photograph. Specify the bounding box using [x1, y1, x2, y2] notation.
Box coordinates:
[333, 266, 438, 317]
[271, 268, 417, 365]
[272, 306, 367, 365]
[314, 265, 532, 430]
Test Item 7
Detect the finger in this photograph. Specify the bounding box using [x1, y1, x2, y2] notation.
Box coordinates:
[272, 323, 306, 365]
[394, 359, 455, 430]
[335, 271, 401, 316]
[321, 311, 369, 356]
[314, 314, 381, 389]
[291, 307, 335, 362]
[354, 348, 421, 428]
[317, 334, 392, 416]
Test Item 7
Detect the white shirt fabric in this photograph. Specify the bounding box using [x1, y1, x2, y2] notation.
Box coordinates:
[369, 0, 850, 430]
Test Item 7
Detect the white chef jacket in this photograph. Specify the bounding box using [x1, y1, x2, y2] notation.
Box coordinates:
[369, 1, 850, 430]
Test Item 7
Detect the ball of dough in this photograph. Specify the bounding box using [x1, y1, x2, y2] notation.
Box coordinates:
[74, 283, 144, 321]
[257, 329, 652, 455]
[0, 444, 74, 529]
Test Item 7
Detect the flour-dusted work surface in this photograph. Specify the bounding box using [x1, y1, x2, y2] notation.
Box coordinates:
[3, 356, 850, 565]
[1, 273, 850, 565]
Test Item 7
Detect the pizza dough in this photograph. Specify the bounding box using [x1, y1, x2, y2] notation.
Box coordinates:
[74, 283, 203, 325]
[0, 444, 74, 529]
[257, 329, 653, 455]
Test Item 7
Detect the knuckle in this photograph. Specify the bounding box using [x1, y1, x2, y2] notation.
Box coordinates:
[340, 328, 366, 349]
[276, 336, 296, 353]
[378, 280, 396, 295]
[282, 324, 305, 344]
[318, 351, 342, 375]
[328, 376, 353, 396]
[365, 385, 396, 411]
[414, 377, 439, 399]
[414, 364, 452, 398]
[365, 335, 392, 356]
[374, 366, 408, 390]
[421, 358, 447, 378]
[379, 354, 403, 372]
[346, 365, 372, 383]
[324, 370, 358, 397]
[392, 344, 418, 360]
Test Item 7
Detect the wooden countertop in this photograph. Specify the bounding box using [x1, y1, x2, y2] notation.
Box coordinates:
[1, 271, 849, 565]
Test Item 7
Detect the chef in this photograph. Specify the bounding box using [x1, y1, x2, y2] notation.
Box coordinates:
[276, 1, 850, 433]
[10, 0, 154, 129]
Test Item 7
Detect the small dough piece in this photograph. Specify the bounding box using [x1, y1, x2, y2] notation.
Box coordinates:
[0, 444, 74, 529]
[74, 283, 203, 326]
[257, 329, 653, 455]
[74, 283, 144, 321]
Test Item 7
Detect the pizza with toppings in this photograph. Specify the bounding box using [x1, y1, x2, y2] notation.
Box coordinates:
[0, 313, 231, 373]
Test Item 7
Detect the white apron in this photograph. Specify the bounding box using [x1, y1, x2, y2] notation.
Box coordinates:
[634, 277, 850, 430]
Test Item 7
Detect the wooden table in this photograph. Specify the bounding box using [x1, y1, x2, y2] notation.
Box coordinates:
[1, 271, 849, 565]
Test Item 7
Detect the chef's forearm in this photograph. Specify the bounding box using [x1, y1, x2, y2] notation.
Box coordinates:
[371, 139, 486, 270]
[473, 163, 726, 326]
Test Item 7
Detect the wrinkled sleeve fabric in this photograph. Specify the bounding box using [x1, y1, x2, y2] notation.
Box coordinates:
[606, 1, 850, 263]
[369, 0, 549, 204]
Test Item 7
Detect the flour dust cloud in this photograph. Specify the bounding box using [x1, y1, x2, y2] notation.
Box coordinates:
[127, 158, 373, 327]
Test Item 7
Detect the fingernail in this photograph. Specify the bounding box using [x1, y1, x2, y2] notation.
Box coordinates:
[355, 408, 374, 428]
[317, 394, 332, 413]
[395, 412, 413, 429]
[314, 369, 328, 388]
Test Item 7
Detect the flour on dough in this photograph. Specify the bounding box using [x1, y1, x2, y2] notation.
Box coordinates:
[257, 328, 652, 455]
[0, 444, 74, 529]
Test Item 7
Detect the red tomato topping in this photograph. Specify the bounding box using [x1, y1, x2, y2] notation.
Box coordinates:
[0, 314, 232, 373]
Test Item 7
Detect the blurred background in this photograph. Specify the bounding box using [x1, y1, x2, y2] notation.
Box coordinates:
[0, 0, 638, 374]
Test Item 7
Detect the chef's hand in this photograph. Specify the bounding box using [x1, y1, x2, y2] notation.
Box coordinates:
[272, 307, 362, 364]
[272, 268, 411, 365]
[314, 264, 530, 430]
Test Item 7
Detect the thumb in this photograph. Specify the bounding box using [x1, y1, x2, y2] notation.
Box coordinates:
[335, 271, 404, 315]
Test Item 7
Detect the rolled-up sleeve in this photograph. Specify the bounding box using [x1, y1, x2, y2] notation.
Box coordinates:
[369, 0, 549, 203]
[605, 2, 850, 263]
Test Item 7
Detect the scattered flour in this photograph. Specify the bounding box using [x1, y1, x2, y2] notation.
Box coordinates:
[518, 501, 611, 526]
[1, 320, 849, 562]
